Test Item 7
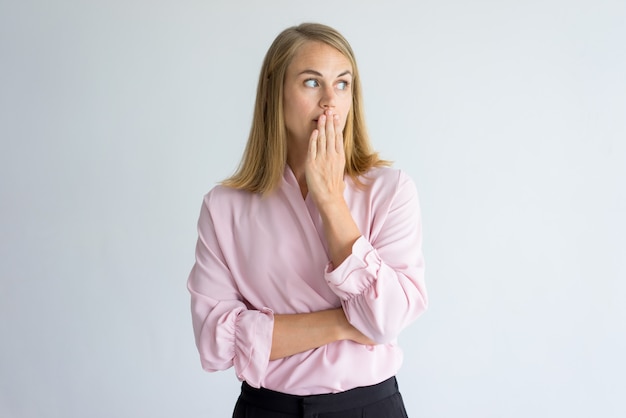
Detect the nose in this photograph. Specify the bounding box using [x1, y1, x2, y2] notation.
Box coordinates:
[319, 85, 337, 109]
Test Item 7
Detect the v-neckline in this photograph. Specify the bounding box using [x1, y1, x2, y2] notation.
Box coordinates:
[282, 166, 328, 255]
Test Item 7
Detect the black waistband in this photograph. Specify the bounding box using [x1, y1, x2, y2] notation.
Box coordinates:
[240, 376, 399, 414]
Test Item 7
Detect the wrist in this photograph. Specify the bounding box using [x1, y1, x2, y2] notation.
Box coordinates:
[332, 308, 351, 341]
[312, 192, 346, 212]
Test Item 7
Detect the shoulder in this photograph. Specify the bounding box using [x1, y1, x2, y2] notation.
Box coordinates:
[202, 184, 259, 215]
[344, 167, 419, 214]
[205, 184, 246, 201]
[355, 166, 417, 197]
[361, 166, 408, 181]
[363, 167, 420, 210]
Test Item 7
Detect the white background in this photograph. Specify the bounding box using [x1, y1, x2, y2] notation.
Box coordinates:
[1, 1, 625, 417]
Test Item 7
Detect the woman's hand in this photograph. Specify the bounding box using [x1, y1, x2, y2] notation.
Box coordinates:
[338, 310, 378, 346]
[305, 109, 346, 207]
[304, 109, 361, 268]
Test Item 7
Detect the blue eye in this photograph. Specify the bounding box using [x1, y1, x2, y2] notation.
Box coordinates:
[304, 79, 319, 87]
[337, 81, 349, 90]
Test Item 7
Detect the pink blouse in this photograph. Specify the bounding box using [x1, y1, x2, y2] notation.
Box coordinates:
[187, 166, 427, 395]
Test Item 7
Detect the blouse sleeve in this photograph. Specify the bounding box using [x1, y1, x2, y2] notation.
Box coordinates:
[187, 193, 274, 388]
[324, 171, 428, 343]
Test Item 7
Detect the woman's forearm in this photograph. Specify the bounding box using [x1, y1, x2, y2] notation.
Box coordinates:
[316, 197, 361, 268]
[270, 308, 375, 361]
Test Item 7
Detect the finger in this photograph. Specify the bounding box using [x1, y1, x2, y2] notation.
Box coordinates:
[333, 113, 343, 154]
[317, 114, 327, 154]
[325, 110, 335, 152]
[309, 129, 318, 159]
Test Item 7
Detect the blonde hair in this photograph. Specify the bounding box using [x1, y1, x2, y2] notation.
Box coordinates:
[222, 22, 389, 194]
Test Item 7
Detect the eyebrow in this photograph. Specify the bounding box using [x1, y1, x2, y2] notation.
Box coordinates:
[298, 69, 353, 78]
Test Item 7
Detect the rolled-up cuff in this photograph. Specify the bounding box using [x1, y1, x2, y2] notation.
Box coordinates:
[325, 236, 382, 299]
[233, 307, 274, 387]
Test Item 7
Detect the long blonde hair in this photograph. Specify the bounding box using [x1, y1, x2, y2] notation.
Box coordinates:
[222, 23, 388, 194]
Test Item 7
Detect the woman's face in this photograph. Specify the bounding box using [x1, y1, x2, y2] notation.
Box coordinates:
[283, 41, 353, 150]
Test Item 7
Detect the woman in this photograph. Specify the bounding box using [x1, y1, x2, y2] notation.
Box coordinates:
[188, 22, 428, 417]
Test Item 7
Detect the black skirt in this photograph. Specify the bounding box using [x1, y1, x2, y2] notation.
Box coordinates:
[232, 376, 409, 417]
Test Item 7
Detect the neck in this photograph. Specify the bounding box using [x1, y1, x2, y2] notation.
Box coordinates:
[287, 142, 309, 198]
[286, 164, 308, 201]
